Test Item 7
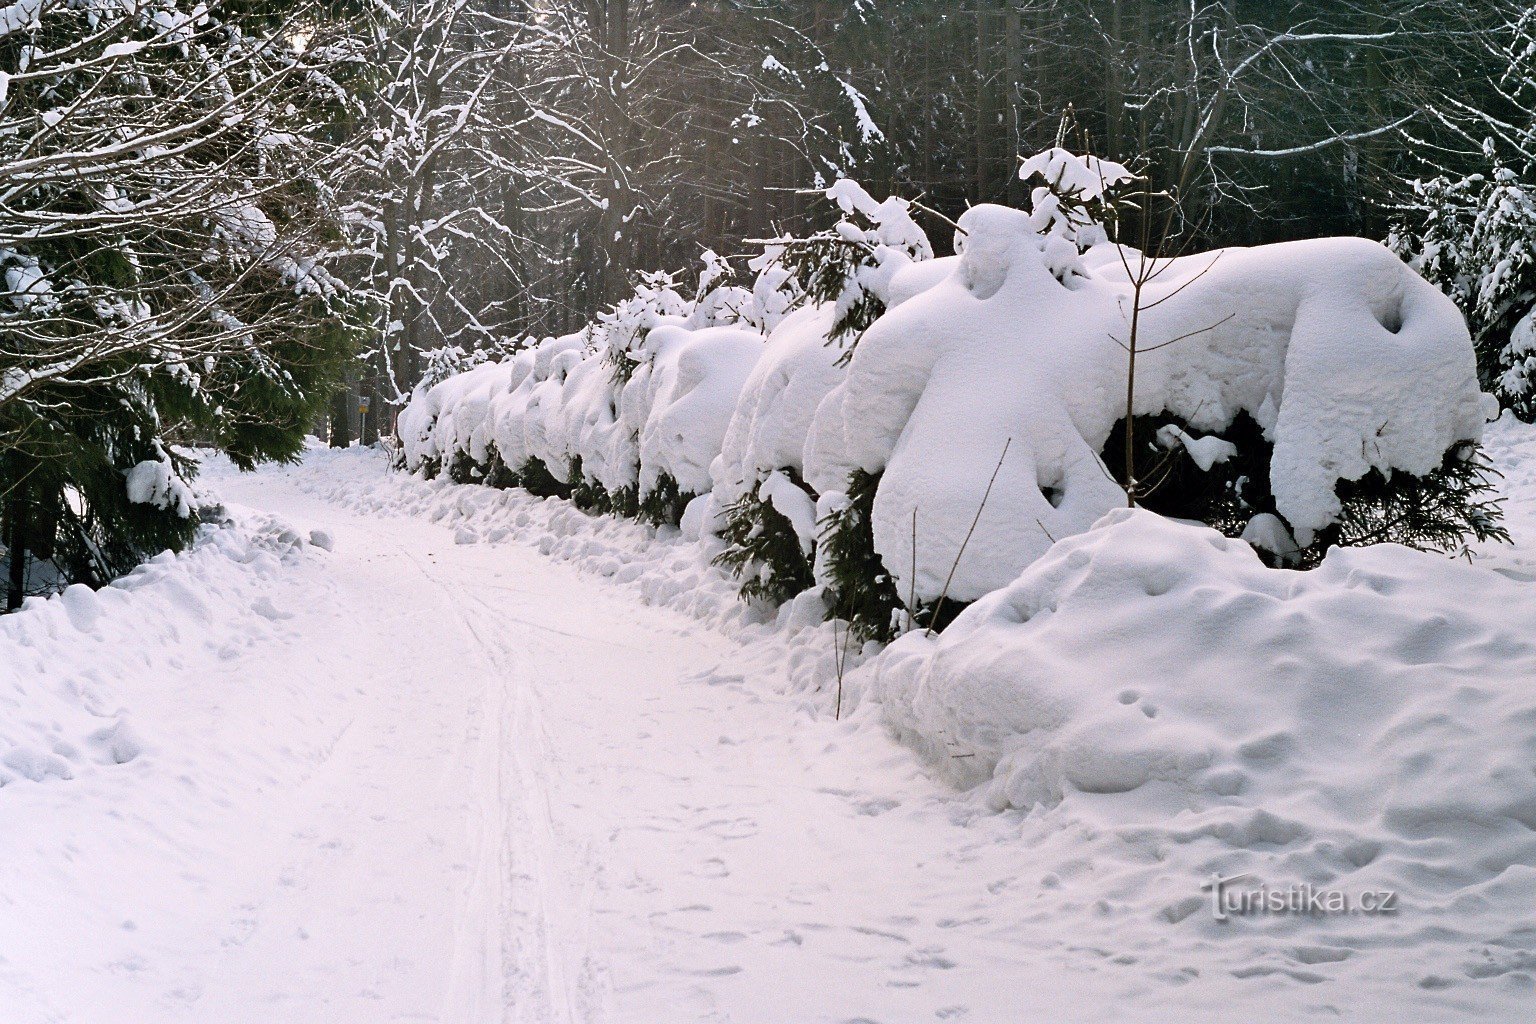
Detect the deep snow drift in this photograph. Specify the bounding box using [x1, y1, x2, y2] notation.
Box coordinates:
[863, 507, 1536, 991]
[1, 511, 326, 788]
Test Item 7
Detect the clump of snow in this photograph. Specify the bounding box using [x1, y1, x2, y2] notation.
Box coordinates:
[0, 0, 43, 38]
[124, 454, 195, 517]
[806, 202, 1484, 603]
[1019, 146, 1137, 204]
[635, 324, 762, 497]
[713, 303, 843, 507]
[821, 178, 933, 337]
[758, 469, 817, 555]
[1157, 423, 1238, 472]
[1238, 511, 1301, 566]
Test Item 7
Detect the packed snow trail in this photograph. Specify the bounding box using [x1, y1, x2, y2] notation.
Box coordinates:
[3, 459, 1123, 1022]
[197, 470, 1094, 1023]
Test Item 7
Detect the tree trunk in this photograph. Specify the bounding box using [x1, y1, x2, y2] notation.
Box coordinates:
[5, 493, 26, 612]
[329, 380, 355, 448]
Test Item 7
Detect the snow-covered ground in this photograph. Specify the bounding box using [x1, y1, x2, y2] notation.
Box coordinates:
[4, 419, 1536, 1022]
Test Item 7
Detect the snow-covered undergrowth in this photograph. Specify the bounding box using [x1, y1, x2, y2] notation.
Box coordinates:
[400, 153, 1496, 648]
[287, 433, 1536, 1002]
[0, 511, 328, 789]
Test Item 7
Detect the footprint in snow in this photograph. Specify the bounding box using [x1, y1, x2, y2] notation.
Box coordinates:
[2, 746, 74, 782]
[252, 596, 292, 620]
[855, 796, 900, 816]
[90, 719, 143, 765]
[691, 857, 729, 878]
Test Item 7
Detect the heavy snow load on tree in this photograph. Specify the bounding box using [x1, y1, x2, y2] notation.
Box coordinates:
[399, 355, 524, 472]
[805, 203, 1485, 605]
[635, 324, 763, 498]
[857, 507, 1536, 947]
[558, 349, 638, 495]
[522, 347, 586, 483]
[713, 303, 844, 507]
[477, 350, 537, 459]
[441, 360, 518, 466]
[486, 337, 584, 474]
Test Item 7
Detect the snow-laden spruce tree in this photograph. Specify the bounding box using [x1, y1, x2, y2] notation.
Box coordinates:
[804, 144, 1501, 622]
[1390, 9, 1536, 419]
[0, 0, 363, 609]
[1393, 160, 1536, 420]
[714, 181, 931, 625]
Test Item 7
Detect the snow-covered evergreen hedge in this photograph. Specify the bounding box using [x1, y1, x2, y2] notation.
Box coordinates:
[396, 155, 1503, 637]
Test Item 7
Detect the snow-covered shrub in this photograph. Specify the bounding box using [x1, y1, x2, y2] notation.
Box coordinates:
[486, 336, 582, 480]
[398, 357, 513, 477]
[596, 270, 691, 385]
[712, 469, 817, 606]
[705, 187, 936, 610]
[396, 146, 1496, 644]
[756, 179, 932, 357]
[394, 386, 442, 476]
[1102, 412, 1509, 566]
[557, 348, 637, 501]
[709, 304, 841, 601]
[417, 344, 492, 392]
[804, 188, 1489, 607]
[816, 469, 905, 642]
[400, 267, 768, 533]
[686, 250, 754, 330]
[635, 324, 763, 524]
[1017, 146, 1138, 256]
[1392, 161, 1536, 419]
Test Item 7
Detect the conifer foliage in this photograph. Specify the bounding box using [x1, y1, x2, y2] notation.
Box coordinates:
[0, 0, 363, 608]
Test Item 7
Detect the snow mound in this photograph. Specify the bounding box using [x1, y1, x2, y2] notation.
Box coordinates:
[861, 508, 1536, 931]
[713, 303, 843, 505]
[0, 509, 322, 789]
[635, 323, 763, 496]
[807, 203, 1485, 604]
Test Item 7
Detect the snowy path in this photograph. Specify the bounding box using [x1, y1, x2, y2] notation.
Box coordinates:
[4, 465, 1112, 1023]
[11, 443, 1535, 1023]
[196, 473, 1084, 1024]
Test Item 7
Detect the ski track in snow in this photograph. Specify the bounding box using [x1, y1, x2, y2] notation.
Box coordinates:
[4, 427, 1536, 1022]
